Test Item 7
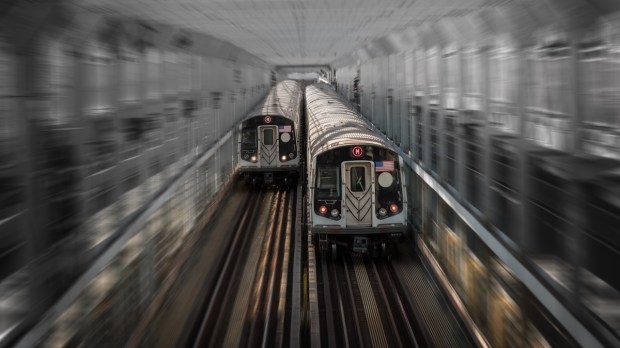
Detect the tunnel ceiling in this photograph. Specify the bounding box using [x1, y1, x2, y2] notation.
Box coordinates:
[76, 0, 512, 66]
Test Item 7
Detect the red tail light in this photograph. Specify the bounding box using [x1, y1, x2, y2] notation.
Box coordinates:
[319, 205, 328, 215]
[389, 203, 399, 213]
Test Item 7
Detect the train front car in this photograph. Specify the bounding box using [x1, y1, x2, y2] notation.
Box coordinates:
[306, 83, 407, 257]
[239, 80, 302, 186]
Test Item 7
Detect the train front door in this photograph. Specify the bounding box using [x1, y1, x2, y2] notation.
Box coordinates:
[257, 125, 278, 167]
[342, 162, 374, 227]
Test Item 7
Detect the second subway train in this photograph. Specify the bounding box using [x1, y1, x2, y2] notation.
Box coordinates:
[305, 83, 407, 256]
[238, 80, 303, 185]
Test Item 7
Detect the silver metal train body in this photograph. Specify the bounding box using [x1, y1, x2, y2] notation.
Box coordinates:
[306, 83, 407, 255]
[238, 80, 302, 185]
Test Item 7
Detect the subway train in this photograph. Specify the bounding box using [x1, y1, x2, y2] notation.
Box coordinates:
[306, 83, 407, 256]
[238, 80, 303, 186]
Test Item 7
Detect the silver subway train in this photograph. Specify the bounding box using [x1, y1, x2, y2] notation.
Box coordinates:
[306, 83, 407, 256]
[238, 80, 303, 185]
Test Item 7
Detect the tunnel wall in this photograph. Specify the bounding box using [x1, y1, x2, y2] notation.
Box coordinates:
[0, 1, 271, 346]
[335, 1, 620, 347]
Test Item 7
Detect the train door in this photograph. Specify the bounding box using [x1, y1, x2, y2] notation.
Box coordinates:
[342, 162, 374, 226]
[257, 125, 278, 167]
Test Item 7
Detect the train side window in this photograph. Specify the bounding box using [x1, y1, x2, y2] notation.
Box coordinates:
[317, 167, 340, 198]
[263, 128, 274, 145]
[350, 166, 366, 192]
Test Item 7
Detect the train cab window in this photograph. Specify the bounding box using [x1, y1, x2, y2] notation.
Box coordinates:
[263, 128, 274, 145]
[317, 167, 340, 198]
[350, 166, 366, 192]
[242, 129, 257, 148]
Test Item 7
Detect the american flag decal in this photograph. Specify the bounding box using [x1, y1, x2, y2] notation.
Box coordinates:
[375, 161, 394, 172]
[278, 125, 292, 132]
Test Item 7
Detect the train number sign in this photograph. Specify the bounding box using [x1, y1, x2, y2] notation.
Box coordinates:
[351, 146, 364, 158]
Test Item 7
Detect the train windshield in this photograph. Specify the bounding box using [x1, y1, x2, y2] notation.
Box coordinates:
[242, 128, 257, 148]
[316, 167, 340, 198]
[263, 128, 274, 145]
[350, 166, 366, 192]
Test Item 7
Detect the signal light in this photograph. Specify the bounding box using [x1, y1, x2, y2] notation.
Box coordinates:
[319, 205, 328, 215]
[389, 203, 399, 213]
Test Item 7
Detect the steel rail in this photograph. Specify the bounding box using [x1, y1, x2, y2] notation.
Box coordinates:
[191, 189, 264, 348]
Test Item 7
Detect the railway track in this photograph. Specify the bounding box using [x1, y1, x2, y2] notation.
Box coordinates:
[134, 181, 474, 348]
[187, 186, 296, 348]
[187, 188, 266, 347]
[317, 253, 425, 348]
[240, 188, 294, 347]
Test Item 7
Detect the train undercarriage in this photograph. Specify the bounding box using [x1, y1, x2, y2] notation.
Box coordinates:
[314, 231, 403, 259]
[240, 170, 298, 188]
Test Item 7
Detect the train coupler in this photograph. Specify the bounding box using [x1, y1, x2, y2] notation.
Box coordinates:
[263, 172, 274, 184]
[352, 236, 369, 253]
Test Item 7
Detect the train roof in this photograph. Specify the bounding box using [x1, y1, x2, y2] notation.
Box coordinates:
[244, 79, 302, 123]
[305, 83, 393, 160]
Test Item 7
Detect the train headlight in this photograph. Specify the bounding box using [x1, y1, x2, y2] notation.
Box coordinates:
[243, 154, 249, 160]
[378, 208, 387, 217]
[330, 209, 339, 218]
[289, 152, 294, 158]
[281, 155, 287, 161]
[319, 205, 328, 215]
[378, 172, 394, 187]
[389, 203, 399, 213]
[250, 155, 257, 162]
